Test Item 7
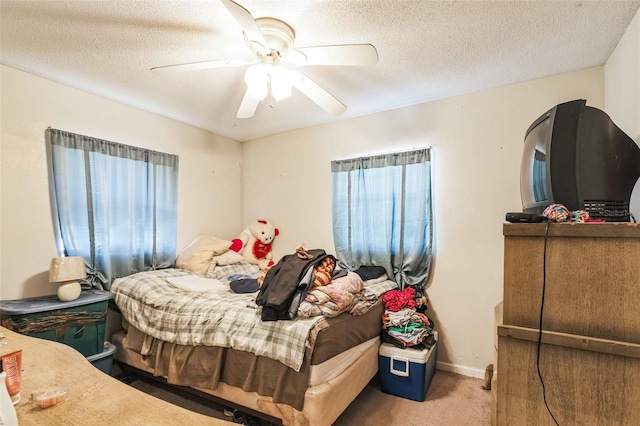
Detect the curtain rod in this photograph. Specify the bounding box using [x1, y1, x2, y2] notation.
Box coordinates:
[334, 146, 431, 162]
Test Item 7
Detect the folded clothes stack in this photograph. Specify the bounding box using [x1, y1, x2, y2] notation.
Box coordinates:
[380, 286, 435, 350]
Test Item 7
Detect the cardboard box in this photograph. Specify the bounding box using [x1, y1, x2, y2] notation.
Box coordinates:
[378, 332, 437, 402]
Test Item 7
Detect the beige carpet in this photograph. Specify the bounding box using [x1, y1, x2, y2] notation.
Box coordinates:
[125, 369, 491, 426]
[335, 372, 491, 426]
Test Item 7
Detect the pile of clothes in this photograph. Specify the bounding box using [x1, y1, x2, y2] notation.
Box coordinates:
[381, 286, 435, 350]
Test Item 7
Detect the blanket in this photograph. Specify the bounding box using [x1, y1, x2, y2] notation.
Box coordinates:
[298, 272, 397, 318]
[112, 266, 321, 372]
[112, 262, 397, 372]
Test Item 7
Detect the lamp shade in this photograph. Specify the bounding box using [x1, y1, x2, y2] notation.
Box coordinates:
[49, 257, 86, 283]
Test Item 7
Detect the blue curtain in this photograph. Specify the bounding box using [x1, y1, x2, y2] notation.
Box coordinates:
[47, 128, 179, 290]
[331, 148, 433, 291]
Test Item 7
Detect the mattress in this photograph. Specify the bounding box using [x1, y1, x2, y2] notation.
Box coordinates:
[308, 336, 379, 386]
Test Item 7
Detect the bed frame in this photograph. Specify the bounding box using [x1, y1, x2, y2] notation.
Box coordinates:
[111, 329, 380, 426]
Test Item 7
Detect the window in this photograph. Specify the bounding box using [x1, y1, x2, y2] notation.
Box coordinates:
[47, 128, 179, 290]
[331, 148, 433, 292]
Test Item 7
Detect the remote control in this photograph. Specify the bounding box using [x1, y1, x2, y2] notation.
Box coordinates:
[505, 212, 546, 223]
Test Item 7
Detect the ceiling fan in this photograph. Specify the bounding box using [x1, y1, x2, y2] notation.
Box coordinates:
[151, 0, 378, 119]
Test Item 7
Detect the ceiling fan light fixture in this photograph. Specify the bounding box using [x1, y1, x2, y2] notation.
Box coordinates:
[274, 69, 304, 101]
[270, 66, 295, 101]
[244, 64, 269, 100]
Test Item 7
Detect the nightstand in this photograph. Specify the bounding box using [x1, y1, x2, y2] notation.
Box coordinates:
[0, 289, 112, 358]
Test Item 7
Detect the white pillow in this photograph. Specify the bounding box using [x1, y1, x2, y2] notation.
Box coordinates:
[205, 250, 246, 276]
[175, 235, 232, 274]
[210, 250, 245, 266]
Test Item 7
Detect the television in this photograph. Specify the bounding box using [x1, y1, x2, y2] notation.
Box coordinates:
[520, 99, 640, 222]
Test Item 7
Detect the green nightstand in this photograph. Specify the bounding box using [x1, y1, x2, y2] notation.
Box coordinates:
[0, 289, 112, 358]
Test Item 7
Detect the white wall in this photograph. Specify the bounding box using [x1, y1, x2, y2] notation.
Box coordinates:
[242, 67, 604, 377]
[0, 65, 244, 301]
[606, 8, 640, 141]
[605, 7, 640, 220]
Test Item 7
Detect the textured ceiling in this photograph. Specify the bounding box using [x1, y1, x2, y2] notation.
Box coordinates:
[2, 0, 639, 142]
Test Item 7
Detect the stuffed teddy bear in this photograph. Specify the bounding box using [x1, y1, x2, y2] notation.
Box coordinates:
[230, 219, 279, 269]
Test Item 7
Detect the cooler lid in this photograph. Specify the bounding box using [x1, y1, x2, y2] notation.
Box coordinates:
[379, 331, 437, 362]
[0, 289, 112, 315]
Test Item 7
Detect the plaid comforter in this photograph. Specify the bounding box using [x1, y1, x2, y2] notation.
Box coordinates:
[111, 264, 396, 372]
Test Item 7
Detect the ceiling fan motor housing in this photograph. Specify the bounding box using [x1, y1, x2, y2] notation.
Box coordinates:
[254, 17, 295, 57]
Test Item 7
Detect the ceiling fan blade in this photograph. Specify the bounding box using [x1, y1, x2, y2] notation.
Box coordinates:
[288, 44, 378, 67]
[293, 74, 347, 116]
[236, 88, 261, 119]
[151, 58, 253, 73]
[221, 0, 268, 54]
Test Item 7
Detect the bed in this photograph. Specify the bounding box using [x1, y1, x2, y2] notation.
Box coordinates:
[109, 238, 397, 426]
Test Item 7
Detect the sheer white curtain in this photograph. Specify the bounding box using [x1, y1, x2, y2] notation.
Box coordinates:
[47, 128, 179, 290]
[331, 148, 433, 292]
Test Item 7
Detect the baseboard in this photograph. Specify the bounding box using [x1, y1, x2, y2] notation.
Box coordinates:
[436, 361, 486, 379]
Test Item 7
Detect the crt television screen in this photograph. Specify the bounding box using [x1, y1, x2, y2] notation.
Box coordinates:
[521, 115, 552, 208]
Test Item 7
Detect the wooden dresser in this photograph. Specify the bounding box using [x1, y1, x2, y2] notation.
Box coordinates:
[496, 222, 640, 425]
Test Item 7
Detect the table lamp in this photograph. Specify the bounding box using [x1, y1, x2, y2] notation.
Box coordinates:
[49, 257, 86, 301]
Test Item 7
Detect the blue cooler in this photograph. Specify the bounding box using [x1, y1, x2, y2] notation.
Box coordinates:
[378, 331, 437, 402]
